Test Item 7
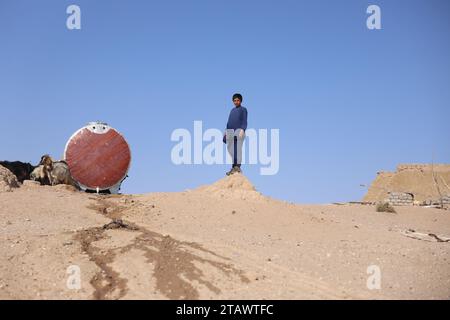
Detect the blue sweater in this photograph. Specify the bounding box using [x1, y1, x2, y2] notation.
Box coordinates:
[226, 106, 248, 131]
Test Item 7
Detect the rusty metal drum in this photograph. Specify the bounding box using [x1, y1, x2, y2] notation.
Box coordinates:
[64, 122, 131, 193]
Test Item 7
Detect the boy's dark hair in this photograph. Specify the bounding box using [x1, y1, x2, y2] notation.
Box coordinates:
[232, 93, 243, 102]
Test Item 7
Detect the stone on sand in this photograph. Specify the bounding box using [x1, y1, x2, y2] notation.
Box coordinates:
[0, 165, 20, 192]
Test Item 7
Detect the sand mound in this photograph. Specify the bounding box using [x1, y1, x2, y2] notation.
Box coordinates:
[363, 164, 450, 202]
[0, 165, 20, 192]
[195, 173, 263, 200]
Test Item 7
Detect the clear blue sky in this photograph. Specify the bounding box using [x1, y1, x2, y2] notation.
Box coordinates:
[1, 0, 449, 203]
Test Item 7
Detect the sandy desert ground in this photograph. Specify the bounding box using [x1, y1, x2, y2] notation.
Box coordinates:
[1, 173, 449, 300]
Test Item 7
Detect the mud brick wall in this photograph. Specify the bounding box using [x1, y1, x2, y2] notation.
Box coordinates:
[388, 192, 414, 206]
[423, 195, 450, 205]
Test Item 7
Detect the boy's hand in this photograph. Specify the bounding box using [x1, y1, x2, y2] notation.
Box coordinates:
[239, 130, 245, 139]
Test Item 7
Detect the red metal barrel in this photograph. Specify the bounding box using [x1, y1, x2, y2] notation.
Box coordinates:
[64, 122, 131, 193]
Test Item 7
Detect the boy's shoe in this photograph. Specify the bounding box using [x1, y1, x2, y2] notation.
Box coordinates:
[226, 166, 241, 176]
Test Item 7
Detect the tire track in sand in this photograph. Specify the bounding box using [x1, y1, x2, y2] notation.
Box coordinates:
[75, 196, 249, 299]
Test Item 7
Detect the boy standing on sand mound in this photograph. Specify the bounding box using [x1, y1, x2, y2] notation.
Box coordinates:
[224, 93, 248, 176]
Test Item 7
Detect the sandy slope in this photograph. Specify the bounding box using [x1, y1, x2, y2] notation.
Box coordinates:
[1, 174, 449, 300]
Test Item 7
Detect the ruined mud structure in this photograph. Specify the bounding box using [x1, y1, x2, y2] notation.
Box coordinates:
[363, 164, 450, 206]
